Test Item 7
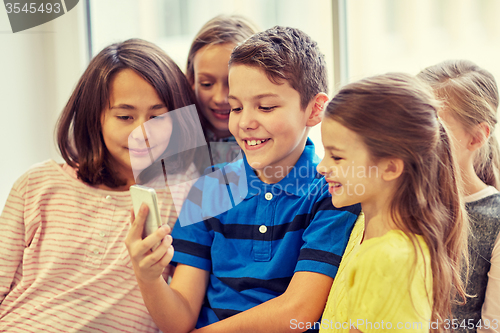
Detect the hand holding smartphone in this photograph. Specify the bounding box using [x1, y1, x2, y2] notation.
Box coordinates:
[130, 185, 163, 251]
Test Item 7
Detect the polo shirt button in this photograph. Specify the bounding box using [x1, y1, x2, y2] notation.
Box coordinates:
[265, 192, 273, 200]
[93, 249, 100, 254]
[105, 195, 112, 201]
[259, 225, 267, 234]
[99, 231, 106, 237]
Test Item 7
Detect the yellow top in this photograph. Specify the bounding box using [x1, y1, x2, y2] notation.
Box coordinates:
[320, 213, 433, 333]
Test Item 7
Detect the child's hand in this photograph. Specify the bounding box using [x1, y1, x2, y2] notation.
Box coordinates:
[125, 204, 174, 284]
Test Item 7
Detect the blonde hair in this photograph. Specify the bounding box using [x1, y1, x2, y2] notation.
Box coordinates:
[418, 60, 500, 189]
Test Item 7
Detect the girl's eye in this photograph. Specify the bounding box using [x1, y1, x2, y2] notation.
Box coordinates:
[331, 155, 343, 161]
[259, 106, 276, 112]
[150, 115, 169, 123]
[230, 107, 242, 113]
[200, 82, 213, 88]
[117, 116, 132, 120]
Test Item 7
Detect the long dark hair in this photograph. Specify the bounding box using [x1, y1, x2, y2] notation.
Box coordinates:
[57, 38, 200, 188]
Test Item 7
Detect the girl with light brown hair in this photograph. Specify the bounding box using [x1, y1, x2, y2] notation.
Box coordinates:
[186, 15, 259, 170]
[318, 73, 468, 332]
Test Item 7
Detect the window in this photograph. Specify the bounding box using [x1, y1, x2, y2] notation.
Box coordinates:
[89, 0, 335, 157]
[346, 0, 500, 82]
[345, 0, 500, 141]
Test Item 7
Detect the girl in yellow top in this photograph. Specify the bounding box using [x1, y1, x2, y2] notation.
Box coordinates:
[317, 73, 468, 333]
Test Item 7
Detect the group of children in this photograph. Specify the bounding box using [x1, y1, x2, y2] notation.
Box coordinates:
[0, 14, 499, 333]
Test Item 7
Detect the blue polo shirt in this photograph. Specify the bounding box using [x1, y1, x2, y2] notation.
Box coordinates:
[171, 139, 360, 329]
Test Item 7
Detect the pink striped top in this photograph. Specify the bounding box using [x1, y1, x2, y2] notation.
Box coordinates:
[0, 160, 196, 333]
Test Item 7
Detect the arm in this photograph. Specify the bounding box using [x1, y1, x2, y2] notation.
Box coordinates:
[193, 184, 358, 333]
[138, 264, 209, 333]
[194, 271, 333, 333]
[479, 233, 500, 333]
[0, 187, 26, 304]
[125, 205, 209, 333]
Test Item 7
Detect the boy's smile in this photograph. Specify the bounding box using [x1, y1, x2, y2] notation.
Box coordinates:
[227, 65, 313, 184]
[243, 138, 271, 149]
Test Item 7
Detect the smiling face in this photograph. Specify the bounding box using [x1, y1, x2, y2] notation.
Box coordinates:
[228, 64, 313, 183]
[192, 43, 235, 139]
[317, 117, 384, 208]
[101, 69, 173, 186]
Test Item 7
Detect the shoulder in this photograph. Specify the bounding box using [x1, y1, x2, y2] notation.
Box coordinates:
[345, 232, 431, 305]
[359, 230, 427, 256]
[11, 160, 109, 202]
[200, 158, 245, 182]
[466, 194, 500, 237]
[355, 231, 429, 273]
[12, 160, 66, 191]
[23, 159, 61, 176]
[178, 159, 245, 222]
[467, 193, 500, 218]
[345, 232, 433, 326]
[192, 158, 248, 203]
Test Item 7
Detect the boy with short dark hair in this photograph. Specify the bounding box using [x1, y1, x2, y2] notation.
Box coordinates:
[126, 26, 360, 333]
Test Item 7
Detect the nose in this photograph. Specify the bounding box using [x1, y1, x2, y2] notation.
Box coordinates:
[129, 118, 150, 142]
[213, 82, 229, 105]
[316, 159, 328, 176]
[238, 109, 258, 131]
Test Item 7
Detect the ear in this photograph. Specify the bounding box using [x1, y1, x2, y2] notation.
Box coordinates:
[380, 158, 404, 182]
[306, 93, 329, 127]
[468, 122, 490, 151]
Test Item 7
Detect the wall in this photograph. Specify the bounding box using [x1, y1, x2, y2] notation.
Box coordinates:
[0, 3, 88, 207]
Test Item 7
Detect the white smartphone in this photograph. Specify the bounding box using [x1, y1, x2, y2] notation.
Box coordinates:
[130, 185, 162, 251]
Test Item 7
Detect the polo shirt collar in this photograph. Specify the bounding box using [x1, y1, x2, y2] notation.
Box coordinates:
[238, 138, 320, 199]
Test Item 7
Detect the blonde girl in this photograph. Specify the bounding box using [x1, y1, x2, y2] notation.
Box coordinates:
[318, 73, 468, 333]
[418, 60, 500, 332]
